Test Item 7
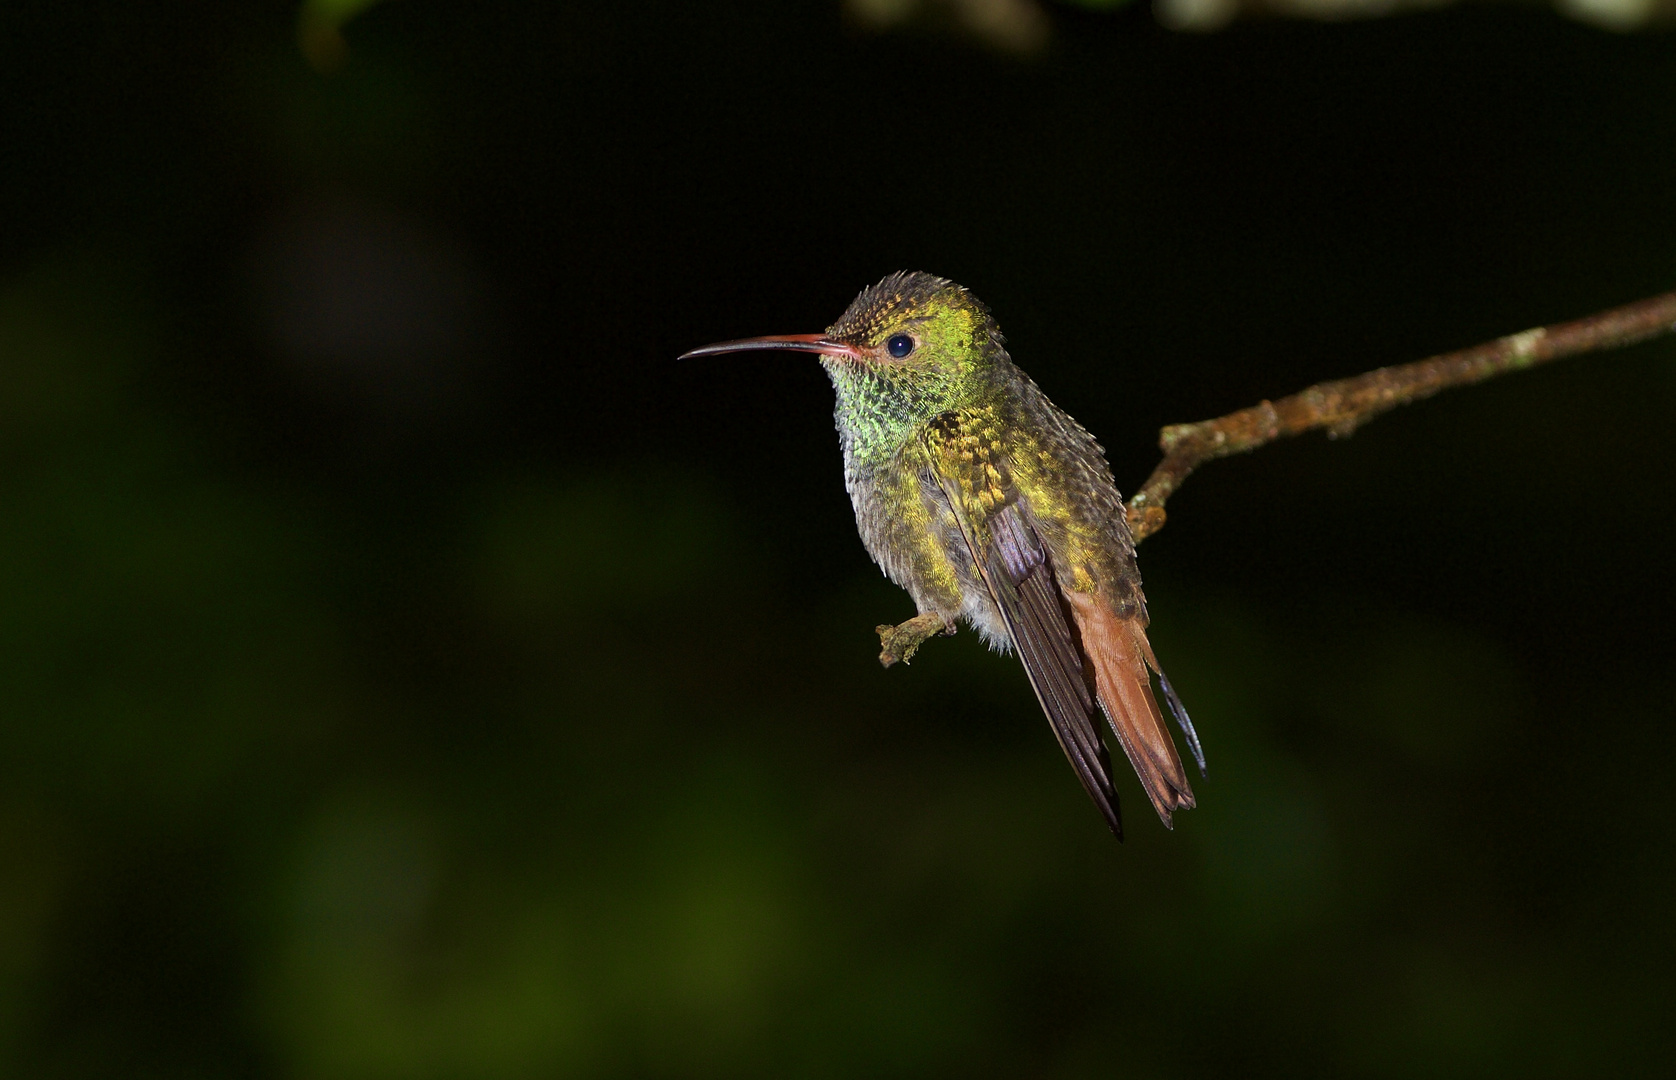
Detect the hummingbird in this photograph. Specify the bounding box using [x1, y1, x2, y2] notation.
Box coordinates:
[682, 271, 1203, 838]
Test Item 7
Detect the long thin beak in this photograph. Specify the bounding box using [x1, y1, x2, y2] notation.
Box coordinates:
[679, 334, 863, 361]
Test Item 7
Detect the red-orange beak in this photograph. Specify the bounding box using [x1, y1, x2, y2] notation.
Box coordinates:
[678, 334, 864, 361]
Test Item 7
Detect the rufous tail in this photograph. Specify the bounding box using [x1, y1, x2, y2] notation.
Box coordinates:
[1064, 592, 1195, 828]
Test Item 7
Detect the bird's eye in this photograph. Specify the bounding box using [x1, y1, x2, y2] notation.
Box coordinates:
[886, 334, 915, 359]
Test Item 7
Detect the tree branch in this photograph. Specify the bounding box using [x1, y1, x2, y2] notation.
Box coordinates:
[1125, 289, 1676, 544]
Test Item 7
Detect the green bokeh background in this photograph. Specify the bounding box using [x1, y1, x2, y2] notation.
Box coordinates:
[3, 2, 1675, 1076]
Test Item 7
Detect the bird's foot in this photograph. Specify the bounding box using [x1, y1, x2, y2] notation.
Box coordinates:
[875, 613, 954, 668]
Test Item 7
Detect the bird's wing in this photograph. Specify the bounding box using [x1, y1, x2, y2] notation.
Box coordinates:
[921, 420, 1125, 838]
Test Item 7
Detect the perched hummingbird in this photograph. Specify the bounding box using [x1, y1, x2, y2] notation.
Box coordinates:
[682, 271, 1204, 838]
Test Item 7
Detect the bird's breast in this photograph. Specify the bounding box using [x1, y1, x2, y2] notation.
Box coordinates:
[839, 436, 983, 628]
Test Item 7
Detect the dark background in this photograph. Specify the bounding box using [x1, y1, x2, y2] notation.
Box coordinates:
[3, 1, 1675, 1075]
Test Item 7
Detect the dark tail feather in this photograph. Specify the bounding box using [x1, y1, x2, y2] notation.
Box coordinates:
[1130, 630, 1205, 778]
[1156, 671, 1205, 777]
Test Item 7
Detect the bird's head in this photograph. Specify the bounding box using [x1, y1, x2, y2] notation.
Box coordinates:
[681, 271, 1006, 430]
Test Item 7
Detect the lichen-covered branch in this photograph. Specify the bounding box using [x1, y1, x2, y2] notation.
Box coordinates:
[1125, 288, 1676, 544]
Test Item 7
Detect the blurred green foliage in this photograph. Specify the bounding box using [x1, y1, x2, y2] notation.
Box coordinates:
[4, 250, 1668, 1074]
[1, 0, 1674, 1076]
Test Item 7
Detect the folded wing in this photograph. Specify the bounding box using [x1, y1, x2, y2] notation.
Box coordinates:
[985, 506, 1126, 839]
[922, 419, 1195, 834]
